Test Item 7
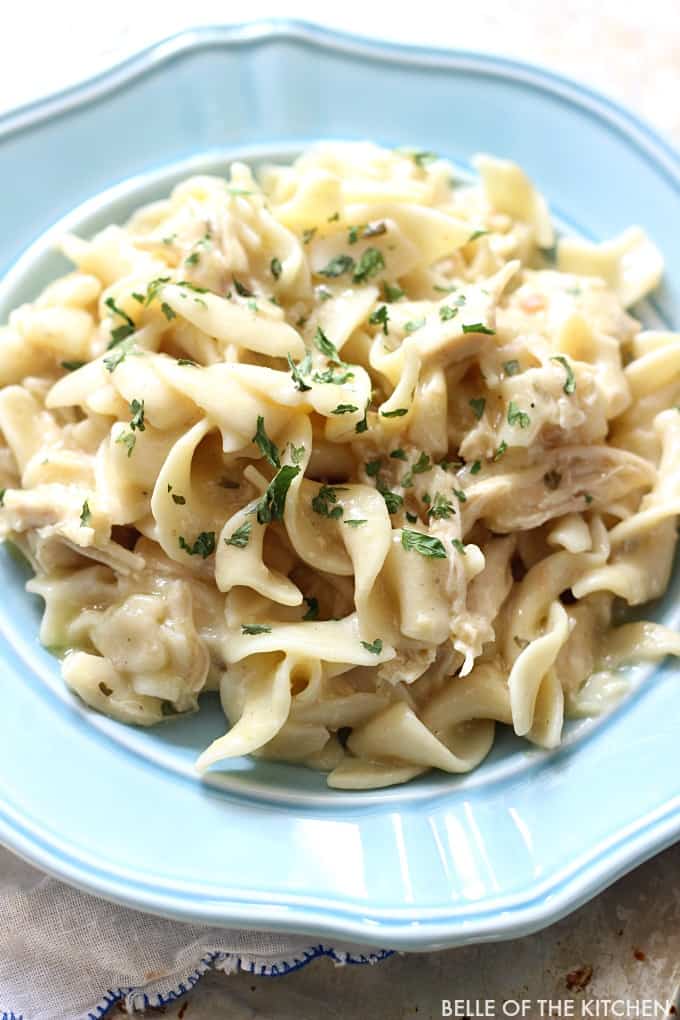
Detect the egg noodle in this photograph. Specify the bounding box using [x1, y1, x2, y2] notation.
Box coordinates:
[1, 143, 679, 789]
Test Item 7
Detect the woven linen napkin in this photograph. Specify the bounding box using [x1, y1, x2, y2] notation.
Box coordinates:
[0, 847, 391, 1020]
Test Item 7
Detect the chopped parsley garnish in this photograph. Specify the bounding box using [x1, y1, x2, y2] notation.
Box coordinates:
[224, 521, 251, 548]
[61, 359, 85, 372]
[270, 257, 282, 280]
[327, 211, 340, 222]
[469, 397, 486, 420]
[404, 318, 425, 334]
[453, 488, 467, 503]
[507, 401, 531, 429]
[0, 489, 5, 506]
[288, 443, 306, 466]
[142, 276, 171, 306]
[361, 638, 383, 655]
[462, 322, 495, 335]
[348, 225, 361, 245]
[287, 352, 312, 392]
[233, 277, 253, 298]
[427, 493, 455, 520]
[241, 624, 272, 635]
[369, 305, 389, 335]
[345, 518, 367, 527]
[252, 416, 280, 468]
[551, 355, 576, 394]
[129, 399, 145, 432]
[411, 150, 437, 168]
[332, 403, 358, 415]
[313, 326, 345, 365]
[584, 492, 594, 504]
[378, 483, 404, 514]
[353, 247, 385, 284]
[302, 227, 317, 245]
[514, 636, 530, 650]
[381, 407, 408, 418]
[405, 511, 418, 523]
[318, 254, 355, 278]
[175, 280, 209, 294]
[365, 458, 382, 477]
[303, 597, 319, 621]
[116, 431, 136, 457]
[401, 451, 432, 488]
[401, 529, 447, 559]
[439, 305, 458, 322]
[171, 493, 186, 505]
[470, 460, 482, 474]
[493, 440, 508, 461]
[503, 359, 520, 376]
[390, 448, 407, 460]
[543, 470, 562, 491]
[313, 366, 355, 385]
[355, 400, 370, 434]
[161, 302, 176, 321]
[452, 539, 467, 554]
[104, 296, 136, 345]
[468, 229, 488, 242]
[178, 532, 216, 558]
[177, 358, 198, 366]
[184, 252, 200, 266]
[103, 335, 136, 373]
[79, 500, 91, 527]
[383, 281, 404, 303]
[256, 466, 300, 525]
[311, 484, 345, 519]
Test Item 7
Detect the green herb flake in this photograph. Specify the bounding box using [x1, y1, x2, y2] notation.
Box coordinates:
[184, 252, 200, 267]
[369, 305, 389, 335]
[390, 448, 407, 460]
[303, 597, 319, 621]
[363, 221, 387, 239]
[551, 355, 576, 394]
[233, 277, 253, 298]
[381, 407, 408, 419]
[287, 352, 312, 392]
[365, 458, 382, 477]
[543, 470, 562, 491]
[405, 511, 418, 523]
[468, 229, 489, 242]
[251, 416, 281, 468]
[503, 359, 520, 376]
[177, 358, 198, 366]
[383, 281, 404, 303]
[61, 360, 85, 372]
[288, 443, 306, 466]
[404, 318, 425, 334]
[469, 397, 486, 420]
[507, 401, 531, 429]
[241, 623, 272, 635]
[345, 518, 367, 528]
[427, 493, 455, 520]
[493, 440, 508, 461]
[318, 254, 355, 279]
[332, 403, 358, 415]
[171, 493, 186, 505]
[129, 399, 145, 432]
[313, 326, 345, 365]
[439, 305, 458, 322]
[453, 488, 467, 503]
[584, 492, 594, 505]
[327, 211, 340, 222]
[302, 227, 317, 245]
[103, 335, 137, 373]
[355, 400, 370, 435]
[470, 460, 482, 475]
[270, 257, 282, 280]
[224, 521, 252, 549]
[79, 500, 91, 527]
[178, 531, 216, 558]
[0, 489, 5, 506]
[160, 302, 176, 321]
[311, 484, 346, 519]
[411, 150, 437, 168]
[378, 483, 404, 514]
[256, 466, 300, 525]
[462, 322, 495, 335]
[348, 225, 361, 245]
[452, 538, 467, 554]
[361, 638, 383, 655]
[352, 247, 385, 284]
[401, 529, 447, 559]
[116, 431, 136, 458]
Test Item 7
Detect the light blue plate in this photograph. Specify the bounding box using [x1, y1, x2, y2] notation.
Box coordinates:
[0, 21, 679, 951]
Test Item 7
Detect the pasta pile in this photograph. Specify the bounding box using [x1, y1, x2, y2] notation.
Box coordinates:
[1, 142, 679, 789]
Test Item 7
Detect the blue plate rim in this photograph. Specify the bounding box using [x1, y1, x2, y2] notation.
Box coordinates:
[1, 19, 679, 949]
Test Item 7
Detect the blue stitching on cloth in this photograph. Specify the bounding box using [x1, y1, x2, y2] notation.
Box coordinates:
[82, 946, 394, 1017]
[2, 1012, 24, 1019]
